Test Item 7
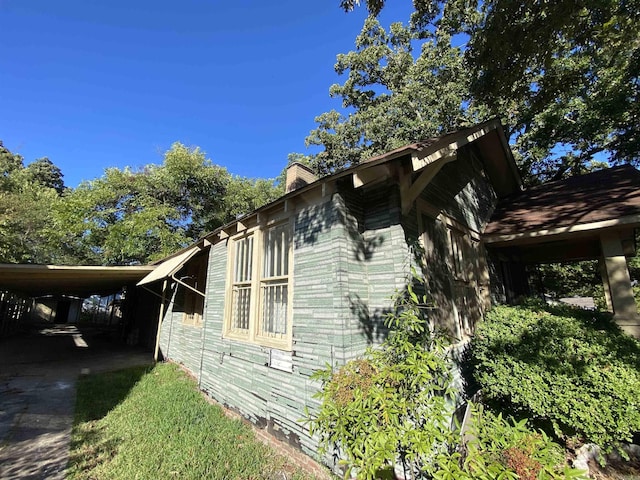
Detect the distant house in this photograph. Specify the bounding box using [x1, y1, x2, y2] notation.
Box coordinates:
[137, 119, 640, 467]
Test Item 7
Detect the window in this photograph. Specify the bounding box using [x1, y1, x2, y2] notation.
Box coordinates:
[230, 234, 253, 333]
[449, 228, 467, 281]
[258, 223, 290, 341]
[178, 252, 208, 327]
[224, 220, 293, 349]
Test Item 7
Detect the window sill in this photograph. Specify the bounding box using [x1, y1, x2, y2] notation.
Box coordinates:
[222, 331, 292, 352]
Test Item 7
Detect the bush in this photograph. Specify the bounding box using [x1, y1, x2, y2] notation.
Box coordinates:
[308, 282, 457, 480]
[436, 405, 586, 480]
[469, 302, 640, 453]
[307, 283, 586, 479]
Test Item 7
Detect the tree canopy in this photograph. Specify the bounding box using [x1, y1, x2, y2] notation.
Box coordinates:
[305, 17, 484, 175]
[309, 0, 639, 182]
[0, 142, 282, 266]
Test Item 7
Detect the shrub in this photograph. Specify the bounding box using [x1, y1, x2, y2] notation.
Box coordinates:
[307, 283, 586, 479]
[436, 405, 587, 480]
[308, 281, 457, 479]
[469, 302, 640, 453]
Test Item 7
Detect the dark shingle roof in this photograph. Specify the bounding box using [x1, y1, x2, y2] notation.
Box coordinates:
[485, 165, 640, 236]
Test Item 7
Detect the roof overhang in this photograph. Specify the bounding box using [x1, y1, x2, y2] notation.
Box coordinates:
[484, 213, 640, 246]
[0, 264, 155, 297]
[192, 119, 520, 250]
[485, 216, 640, 264]
[137, 246, 202, 287]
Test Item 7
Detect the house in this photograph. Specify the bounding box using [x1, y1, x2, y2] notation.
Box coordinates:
[137, 119, 640, 467]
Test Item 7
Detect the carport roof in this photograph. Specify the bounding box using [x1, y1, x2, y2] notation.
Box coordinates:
[485, 165, 640, 243]
[0, 264, 155, 297]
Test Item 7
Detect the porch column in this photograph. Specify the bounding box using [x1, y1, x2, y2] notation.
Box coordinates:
[153, 279, 168, 362]
[598, 257, 613, 312]
[600, 231, 640, 337]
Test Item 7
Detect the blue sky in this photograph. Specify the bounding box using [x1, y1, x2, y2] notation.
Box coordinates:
[1, 1, 411, 188]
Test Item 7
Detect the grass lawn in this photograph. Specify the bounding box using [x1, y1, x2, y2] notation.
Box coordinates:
[68, 362, 317, 480]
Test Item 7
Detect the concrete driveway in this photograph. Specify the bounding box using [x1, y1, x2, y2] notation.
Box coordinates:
[0, 325, 153, 479]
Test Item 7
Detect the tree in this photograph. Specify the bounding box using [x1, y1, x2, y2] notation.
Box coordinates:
[334, 0, 640, 183]
[24, 157, 65, 194]
[0, 140, 282, 266]
[55, 144, 219, 265]
[0, 182, 64, 264]
[0, 141, 25, 192]
[0, 143, 72, 264]
[465, 0, 640, 182]
[305, 16, 483, 175]
[55, 143, 282, 265]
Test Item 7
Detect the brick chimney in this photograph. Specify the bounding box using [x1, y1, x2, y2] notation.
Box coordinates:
[285, 162, 317, 193]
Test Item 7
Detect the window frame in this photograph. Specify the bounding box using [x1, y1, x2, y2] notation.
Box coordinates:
[415, 199, 476, 283]
[223, 215, 293, 350]
[228, 232, 255, 336]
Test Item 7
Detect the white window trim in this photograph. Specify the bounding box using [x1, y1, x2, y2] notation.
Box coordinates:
[223, 217, 294, 351]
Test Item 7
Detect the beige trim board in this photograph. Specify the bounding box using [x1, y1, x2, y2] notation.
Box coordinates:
[353, 164, 392, 189]
[411, 122, 498, 172]
[484, 213, 640, 245]
[401, 155, 457, 214]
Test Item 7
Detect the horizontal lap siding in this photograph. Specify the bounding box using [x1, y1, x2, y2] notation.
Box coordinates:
[158, 187, 414, 465]
[420, 148, 497, 229]
[188, 198, 344, 458]
[158, 290, 204, 377]
[340, 183, 412, 361]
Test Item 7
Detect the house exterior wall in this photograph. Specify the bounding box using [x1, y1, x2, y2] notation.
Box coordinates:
[156, 148, 501, 466]
[156, 183, 417, 462]
[339, 181, 413, 358]
[412, 148, 498, 337]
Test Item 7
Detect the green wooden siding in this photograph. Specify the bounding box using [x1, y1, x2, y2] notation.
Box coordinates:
[157, 152, 498, 466]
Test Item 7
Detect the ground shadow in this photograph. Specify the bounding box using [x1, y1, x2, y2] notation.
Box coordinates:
[74, 365, 152, 422]
[68, 364, 152, 476]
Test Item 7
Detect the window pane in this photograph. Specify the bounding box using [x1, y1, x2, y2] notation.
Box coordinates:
[232, 285, 251, 330]
[261, 282, 287, 336]
[234, 235, 253, 283]
[231, 235, 253, 333]
[263, 224, 289, 278]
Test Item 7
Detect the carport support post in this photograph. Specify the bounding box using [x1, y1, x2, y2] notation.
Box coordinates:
[599, 257, 614, 312]
[600, 231, 640, 337]
[153, 279, 168, 362]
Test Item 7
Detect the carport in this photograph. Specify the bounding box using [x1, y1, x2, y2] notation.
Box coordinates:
[0, 263, 157, 345]
[485, 165, 640, 337]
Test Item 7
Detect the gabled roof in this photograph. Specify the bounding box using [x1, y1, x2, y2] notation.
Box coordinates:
[347, 118, 521, 195]
[148, 119, 520, 277]
[196, 118, 520, 244]
[485, 165, 640, 241]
